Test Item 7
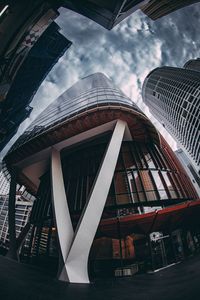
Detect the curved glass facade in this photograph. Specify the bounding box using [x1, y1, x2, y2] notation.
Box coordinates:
[141, 0, 200, 20]
[184, 58, 200, 72]
[143, 66, 200, 174]
[22, 136, 198, 277]
[4, 72, 199, 281]
[9, 73, 143, 153]
[62, 140, 192, 215]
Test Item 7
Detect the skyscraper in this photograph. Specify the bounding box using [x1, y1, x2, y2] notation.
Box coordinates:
[0, 193, 33, 251]
[141, 0, 200, 20]
[62, 0, 149, 30]
[3, 73, 199, 283]
[184, 58, 200, 72]
[175, 149, 200, 196]
[0, 162, 10, 195]
[142, 62, 200, 176]
[0, 162, 34, 253]
[0, 22, 72, 152]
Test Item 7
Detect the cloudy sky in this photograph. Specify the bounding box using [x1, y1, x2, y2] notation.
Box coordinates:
[1, 2, 200, 158]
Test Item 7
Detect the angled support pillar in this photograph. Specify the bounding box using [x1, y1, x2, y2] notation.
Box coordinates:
[51, 147, 74, 281]
[64, 120, 126, 283]
[6, 168, 18, 260]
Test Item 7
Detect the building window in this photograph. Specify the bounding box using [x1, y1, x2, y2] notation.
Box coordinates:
[182, 110, 188, 118]
[188, 95, 194, 103]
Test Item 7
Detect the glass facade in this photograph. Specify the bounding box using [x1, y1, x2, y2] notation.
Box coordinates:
[0, 194, 33, 249]
[62, 140, 192, 214]
[4, 72, 199, 279]
[142, 66, 200, 175]
[62, 1, 146, 30]
[0, 22, 72, 152]
[141, 0, 200, 20]
[10, 74, 142, 153]
[21, 137, 199, 277]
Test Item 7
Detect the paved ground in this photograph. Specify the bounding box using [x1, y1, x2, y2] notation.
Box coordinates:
[0, 254, 200, 300]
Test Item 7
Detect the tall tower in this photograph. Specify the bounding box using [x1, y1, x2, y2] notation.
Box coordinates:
[141, 0, 200, 20]
[142, 62, 200, 176]
[0, 162, 10, 195]
[0, 22, 72, 152]
[0, 161, 34, 251]
[175, 149, 200, 196]
[62, 0, 149, 30]
[4, 73, 198, 283]
[184, 58, 200, 72]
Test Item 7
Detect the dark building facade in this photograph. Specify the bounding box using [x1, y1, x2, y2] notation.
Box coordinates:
[141, 0, 200, 20]
[0, 1, 60, 58]
[0, 1, 60, 102]
[0, 192, 33, 252]
[142, 62, 200, 176]
[4, 73, 199, 283]
[61, 0, 149, 30]
[0, 22, 71, 152]
[184, 58, 200, 72]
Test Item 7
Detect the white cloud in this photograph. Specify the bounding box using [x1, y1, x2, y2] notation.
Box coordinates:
[2, 3, 200, 158]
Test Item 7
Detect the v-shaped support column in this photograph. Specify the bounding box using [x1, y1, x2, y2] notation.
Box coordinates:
[51, 120, 126, 283]
[51, 147, 74, 281]
[64, 120, 126, 283]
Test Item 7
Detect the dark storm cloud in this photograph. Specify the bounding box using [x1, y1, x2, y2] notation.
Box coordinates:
[1, 3, 200, 157]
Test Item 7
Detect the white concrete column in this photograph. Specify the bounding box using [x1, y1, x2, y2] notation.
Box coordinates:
[64, 120, 126, 283]
[51, 147, 74, 281]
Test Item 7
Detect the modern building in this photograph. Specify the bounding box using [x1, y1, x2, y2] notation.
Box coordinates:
[142, 62, 200, 176]
[0, 162, 10, 195]
[141, 0, 200, 20]
[0, 161, 34, 253]
[3, 73, 199, 284]
[61, 0, 150, 30]
[0, 1, 60, 101]
[1, 0, 199, 152]
[0, 192, 33, 251]
[0, 21, 72, 152]
[184, 58, 200, 72]
[175, 149, 200, 196]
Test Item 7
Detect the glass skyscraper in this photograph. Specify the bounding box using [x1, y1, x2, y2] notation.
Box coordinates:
[62, 0, 149, 30]
[184, 58, 200, 72]
[175, 148, 200, 196]
[4, 73, 199, 283]
[141, 0, 200, 20]
[0, 21, 72, 152]
[142, 61, 200, 176]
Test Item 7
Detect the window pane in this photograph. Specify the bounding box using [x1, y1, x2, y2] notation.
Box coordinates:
[140, 170, 157, 201]
[162, 172, 178, 198]
[114, 172, 131, 205]
[132, 171, 146, 202]
[144, 148, 156, 169]
[132, 171, 142, 192]
[114, 172, 128, 194]
[116, 194, 131, 205]
[151, 171, 168, 199]
[122, 144, 136, 169]
[127, 171, 139, 203]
